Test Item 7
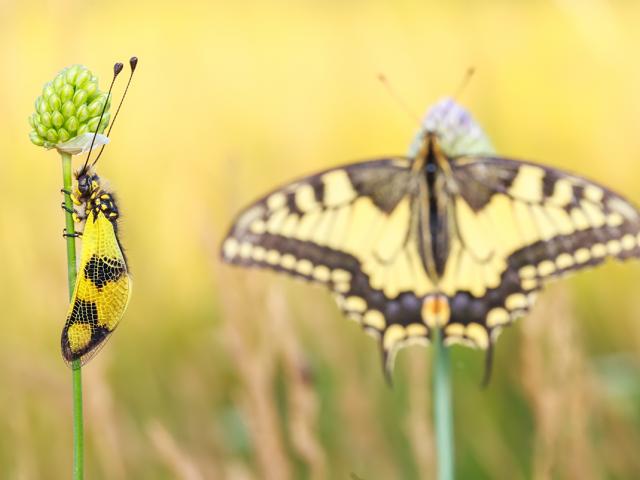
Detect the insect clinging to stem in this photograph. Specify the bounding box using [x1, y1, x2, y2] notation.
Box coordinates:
[60, 57, 138, 365]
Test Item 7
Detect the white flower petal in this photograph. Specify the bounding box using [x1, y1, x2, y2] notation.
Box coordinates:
[55, 133, 110, 155]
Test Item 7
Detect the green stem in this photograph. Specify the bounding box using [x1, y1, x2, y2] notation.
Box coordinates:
[61, 152, 84, 480]
[433, 327, 454, 480]
[71, 361, 83, 479]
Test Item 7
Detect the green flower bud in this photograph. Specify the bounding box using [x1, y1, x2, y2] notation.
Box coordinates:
[65, 65, 80, 85]
[36, 96, 49, 114]
[72, 89, 87, 107]
[48, 93, 61, 111]
[36, 124, 47, 138]
[40, 111, 52, 128]
[76, 104, 89, 122]
[74, 69, 90, 87]
[86, 116, 100, 133]
[53, 74, 65, 92]
[29, 131, 45, 146]
[43, 83, 55, 99]
[61, 100, 75, 118]
[65, 116, 79, 133]
[87, 98, 105, 117]
[58, 128, 70, 142]
[84, 80, 98, 99]
[46, 129, 59, 143]
[99, 112, 111, 131]
[51, 111, 64, 128]
[60, 83, 74, 102]
[28, 63, 111, 150]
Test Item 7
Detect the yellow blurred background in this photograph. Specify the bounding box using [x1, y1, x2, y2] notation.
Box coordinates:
[1, 0, 640, 478]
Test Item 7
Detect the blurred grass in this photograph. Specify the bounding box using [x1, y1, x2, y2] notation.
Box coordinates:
[2, 0, 640, 478]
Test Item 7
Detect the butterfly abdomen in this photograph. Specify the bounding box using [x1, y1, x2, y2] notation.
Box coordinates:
[416, 132, 452, 279]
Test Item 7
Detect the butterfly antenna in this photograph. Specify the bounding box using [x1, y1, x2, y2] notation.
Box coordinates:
[452, 66, 475, 103]
[377, 73, 422, 126]
[437, 67, 476, 130]
[92, 56, 138, 167]
[82, 61, 124, 172]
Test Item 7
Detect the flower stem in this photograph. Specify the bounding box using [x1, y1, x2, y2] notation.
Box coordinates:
[433, 327, 454, 480]
[61, 152, 84, 480]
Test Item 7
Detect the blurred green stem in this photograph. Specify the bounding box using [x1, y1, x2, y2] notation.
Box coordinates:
[61, 152, 84, 480]
[433, 327, 454, 480]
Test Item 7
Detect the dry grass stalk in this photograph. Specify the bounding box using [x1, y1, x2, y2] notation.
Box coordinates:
[267, 286, 327, 480]
[216, 267, 293, 480]
[520, 286, 601, 480]
[84, 356, 127, 479]
[148, 420, 205, 480]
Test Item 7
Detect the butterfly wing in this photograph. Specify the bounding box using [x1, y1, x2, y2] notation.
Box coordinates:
[222, 153, 640, 379]
[221, 159, 445, 372]
[61, 210, 131, 364]
[439, 155, 640, 349]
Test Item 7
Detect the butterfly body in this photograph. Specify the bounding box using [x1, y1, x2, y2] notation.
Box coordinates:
[61, 166, 131, 364]
[222, 100, 640, 377]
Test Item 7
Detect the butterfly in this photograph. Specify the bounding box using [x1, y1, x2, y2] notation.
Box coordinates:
[60, 57, 137, 365]
[221, 98, 640, 381]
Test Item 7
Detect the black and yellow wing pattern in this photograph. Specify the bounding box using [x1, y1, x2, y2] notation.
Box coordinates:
[61, 167, 131, 364]
[221, 99, 640, 378]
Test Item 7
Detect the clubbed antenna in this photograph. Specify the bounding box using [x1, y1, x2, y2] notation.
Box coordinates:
[82, 62, 123, 171]
[92, 56, 138, 167]
[434, 67, 477, 133]
[453, 66, 475, 103]
[377, 73, 421, 125]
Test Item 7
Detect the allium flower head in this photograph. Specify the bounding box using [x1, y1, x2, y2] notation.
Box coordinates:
[408, 97, 495, 158]
[29, 64, 111, 153]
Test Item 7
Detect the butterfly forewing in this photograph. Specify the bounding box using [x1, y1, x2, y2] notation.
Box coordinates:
[222, 158, 417, 286]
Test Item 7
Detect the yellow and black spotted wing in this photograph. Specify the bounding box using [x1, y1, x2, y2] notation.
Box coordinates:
[221, 100, 640, 378]
[61, 168, 131, 364]
[439, 156, 640, 344]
